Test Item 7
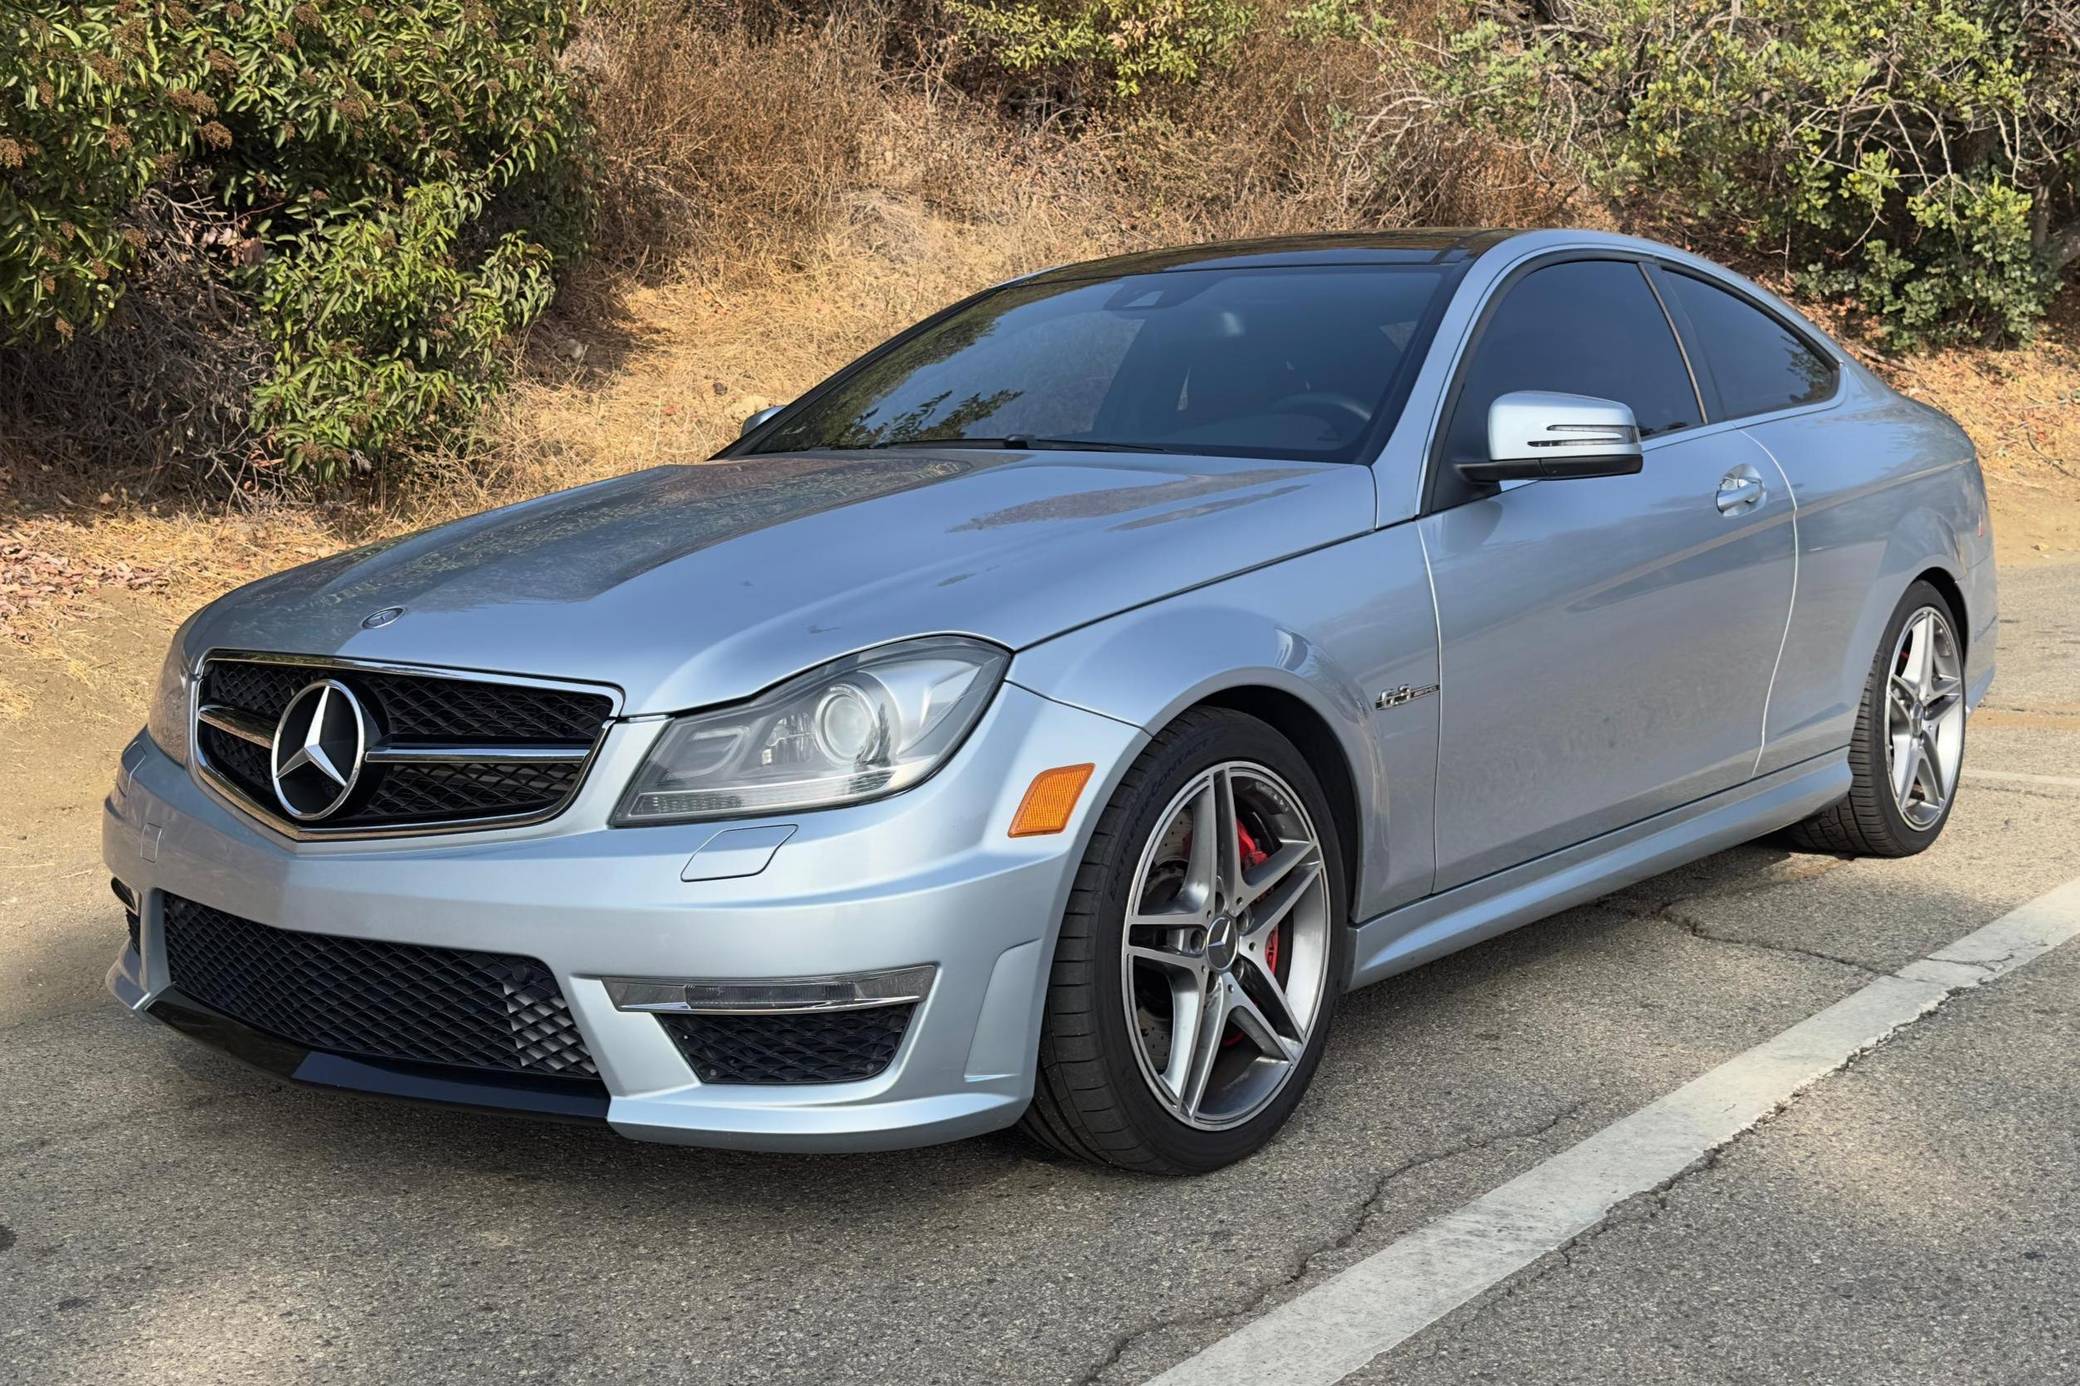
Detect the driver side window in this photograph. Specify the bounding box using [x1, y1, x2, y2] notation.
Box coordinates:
[1444, 259, 1703, 464]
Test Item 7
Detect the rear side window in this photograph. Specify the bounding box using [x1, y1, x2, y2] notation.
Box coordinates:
[1659, 271, 1837, 419]
[1443, 259, 1700, 463]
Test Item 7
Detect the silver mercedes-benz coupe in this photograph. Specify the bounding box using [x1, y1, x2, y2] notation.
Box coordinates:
[108, 229, 1996, 1171]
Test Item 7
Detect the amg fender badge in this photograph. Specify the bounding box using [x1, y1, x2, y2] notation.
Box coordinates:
[1375, 684, 1439, 710]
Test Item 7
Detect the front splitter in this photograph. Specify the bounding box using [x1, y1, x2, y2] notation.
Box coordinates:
[146, 988, 611, 1124]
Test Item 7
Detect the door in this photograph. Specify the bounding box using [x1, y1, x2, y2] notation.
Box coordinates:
[1417, 257, 1797, 890]
[1651, 265, 1848, 775]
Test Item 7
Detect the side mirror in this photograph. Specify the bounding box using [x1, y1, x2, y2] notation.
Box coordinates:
[740, 404, 786, 438]
[1459, 391, 1644, 484]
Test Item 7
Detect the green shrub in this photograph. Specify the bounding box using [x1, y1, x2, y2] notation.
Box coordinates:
[1, 0, 588, 479]
[1433, 0, 2080, 348]
[948, 0, 1255, 111]
[252, 180, 557, 480]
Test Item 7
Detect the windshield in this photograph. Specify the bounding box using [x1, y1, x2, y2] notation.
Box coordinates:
[744, 265, 1453, 464]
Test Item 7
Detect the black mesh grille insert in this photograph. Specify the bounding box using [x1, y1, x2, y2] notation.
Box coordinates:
[196, 657, 614, 832]
[657, 1006, 914, 1084]
[163, 895, 600, 1082]
[199, 723, 271, 790]
[359, 760, 586, 821]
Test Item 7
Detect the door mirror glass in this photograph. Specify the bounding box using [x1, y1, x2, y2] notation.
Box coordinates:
[740, 404, 786, 438]
[1459, 390, 1644, 484]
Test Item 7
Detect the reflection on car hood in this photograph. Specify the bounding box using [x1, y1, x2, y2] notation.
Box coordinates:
[190, 449, 1374, 713]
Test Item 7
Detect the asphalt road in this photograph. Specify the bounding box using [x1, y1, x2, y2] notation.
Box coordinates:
[4, 562, 2077, 1385]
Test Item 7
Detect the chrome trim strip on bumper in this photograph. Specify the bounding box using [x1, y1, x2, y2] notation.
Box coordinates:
[603, 965, 938, 1015]
[363, 743, 592, 765]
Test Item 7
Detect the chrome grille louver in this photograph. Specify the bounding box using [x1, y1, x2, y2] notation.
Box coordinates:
[191, 653, 618, 839]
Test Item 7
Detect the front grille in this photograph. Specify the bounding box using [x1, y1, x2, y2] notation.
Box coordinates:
[163, 895, 600, 1082]
[195, 655, 614, 834]
[657, 1005, 915, 1084]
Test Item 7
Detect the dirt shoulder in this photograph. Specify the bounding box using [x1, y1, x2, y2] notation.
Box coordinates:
[0, 590, 166, 1024]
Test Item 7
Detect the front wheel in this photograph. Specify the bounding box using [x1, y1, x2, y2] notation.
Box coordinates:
[1786, 580, 1967, 857]
[1020, 708, 1350, 1173]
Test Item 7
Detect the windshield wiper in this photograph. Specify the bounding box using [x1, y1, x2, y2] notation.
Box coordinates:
[869, 435, 1173, 454]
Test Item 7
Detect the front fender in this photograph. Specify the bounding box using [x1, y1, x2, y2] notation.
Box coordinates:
[1007, 528, 1442, 918]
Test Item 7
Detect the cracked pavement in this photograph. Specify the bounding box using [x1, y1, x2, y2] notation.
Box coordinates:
[3, 560, 2077, 1386]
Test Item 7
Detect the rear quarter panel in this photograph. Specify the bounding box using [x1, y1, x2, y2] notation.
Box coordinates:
[1746, 366, 1994, 774]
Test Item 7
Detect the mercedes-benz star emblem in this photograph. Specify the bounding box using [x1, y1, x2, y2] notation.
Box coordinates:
[270, 679, 371, 821]
[361, 605, 406, 630]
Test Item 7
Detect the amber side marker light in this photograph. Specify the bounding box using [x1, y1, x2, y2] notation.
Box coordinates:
[1009, 763, 1096, 837]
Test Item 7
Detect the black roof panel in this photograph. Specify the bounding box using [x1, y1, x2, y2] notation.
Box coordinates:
[1021, 229, 1523, 283]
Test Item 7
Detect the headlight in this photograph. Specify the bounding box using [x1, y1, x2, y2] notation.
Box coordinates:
[145, 626, 195, 767]
[613, 637, 1009, 825]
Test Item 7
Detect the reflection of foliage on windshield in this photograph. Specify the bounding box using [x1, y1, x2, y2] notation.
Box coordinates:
[754, 280, 1066, 452]
[832, 388, 1023, 448]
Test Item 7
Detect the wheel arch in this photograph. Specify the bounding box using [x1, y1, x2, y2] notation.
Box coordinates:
[1838, 505, 1972, 721]
[1188, 685, 1363, 924]
[1912, 564, 1968, 653]
[1010, 605, 1405, 926]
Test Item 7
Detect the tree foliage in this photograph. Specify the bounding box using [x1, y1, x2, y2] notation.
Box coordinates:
[948, 0, 1255, 109]
[1433, 0, 2080, 347]
[1, 0, 588, 477]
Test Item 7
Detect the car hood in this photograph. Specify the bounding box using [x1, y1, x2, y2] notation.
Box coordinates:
[189, 449, 1373, 713]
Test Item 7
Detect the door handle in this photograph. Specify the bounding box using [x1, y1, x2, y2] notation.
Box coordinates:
[1716, 466, 1767, 514]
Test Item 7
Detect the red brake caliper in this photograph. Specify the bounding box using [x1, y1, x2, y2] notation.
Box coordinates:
[1236, 822, 1276, 973]
[1222, 821, 1278, 1049]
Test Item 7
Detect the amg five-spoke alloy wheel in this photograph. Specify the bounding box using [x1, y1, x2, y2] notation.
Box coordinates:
[1788, 580, 1967, 857]
[1120, 762, 1332, 1130]
[1882, 604, 1966, 830]
[1022, 709, 1350, 1173]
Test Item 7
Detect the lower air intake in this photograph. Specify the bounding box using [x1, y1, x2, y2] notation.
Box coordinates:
[162, 895, 600, 1082]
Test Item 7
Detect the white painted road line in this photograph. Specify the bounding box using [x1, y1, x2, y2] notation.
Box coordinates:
[1145, 876, 2080, 1386]
[1969, 767, 2080, 790]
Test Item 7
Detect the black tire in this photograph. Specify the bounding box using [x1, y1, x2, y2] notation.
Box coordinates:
[1019, 707, 1351, 1174]
[1784, 580, 1965, 858]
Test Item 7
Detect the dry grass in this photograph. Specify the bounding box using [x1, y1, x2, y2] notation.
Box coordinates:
[578, 10, 887, 275]
[1106, 13, 1602, 245]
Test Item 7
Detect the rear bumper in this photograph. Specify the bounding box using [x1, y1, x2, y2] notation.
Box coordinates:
[104, 682, 1145, 1151]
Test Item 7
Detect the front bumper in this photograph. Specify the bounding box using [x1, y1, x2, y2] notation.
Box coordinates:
[104, 682, 1145, 1151]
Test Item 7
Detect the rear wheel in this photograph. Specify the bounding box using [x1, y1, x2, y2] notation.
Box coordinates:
[1786, 580, 1966, 857]
[1020, 709, 1349, 1173]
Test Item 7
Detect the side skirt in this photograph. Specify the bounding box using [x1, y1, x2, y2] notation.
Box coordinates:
[1348, 751, 1851, 990]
